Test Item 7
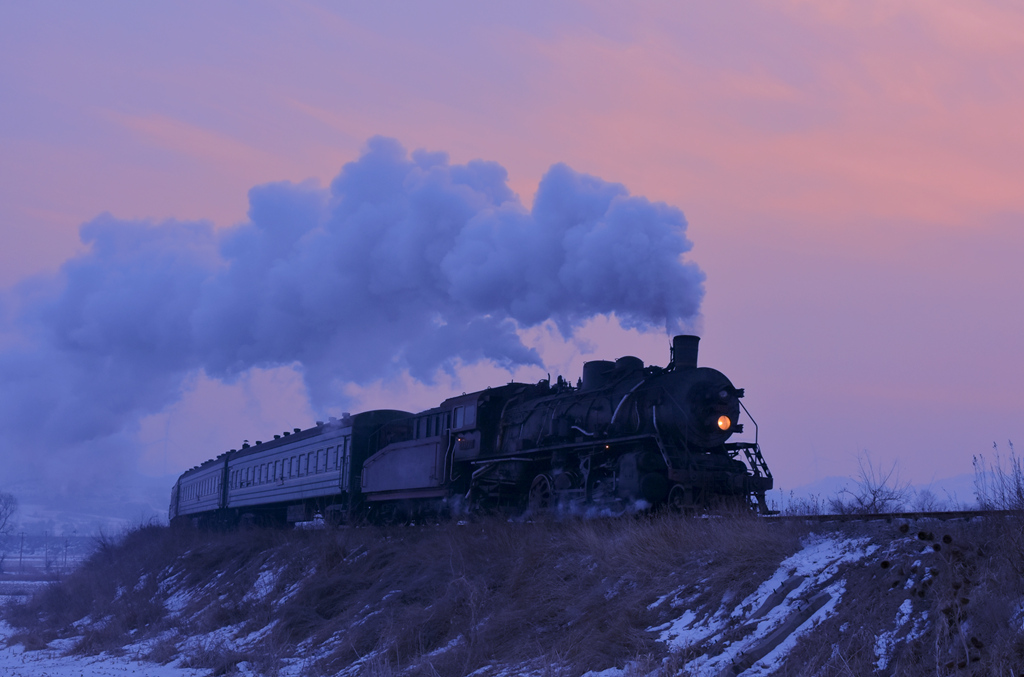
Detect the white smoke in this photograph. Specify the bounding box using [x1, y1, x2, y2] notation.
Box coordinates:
[0, 137, 704, 516]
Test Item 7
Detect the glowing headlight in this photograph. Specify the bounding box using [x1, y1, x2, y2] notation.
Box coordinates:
[717, 415, 731, 431]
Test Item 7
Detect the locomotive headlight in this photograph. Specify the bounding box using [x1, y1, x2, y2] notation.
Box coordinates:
[717, 415, 731, 431]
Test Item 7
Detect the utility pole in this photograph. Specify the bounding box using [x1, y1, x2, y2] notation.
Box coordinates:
[19, 531, 23, 573]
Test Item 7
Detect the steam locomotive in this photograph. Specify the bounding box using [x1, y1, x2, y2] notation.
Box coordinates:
[169, 335, 773, 527]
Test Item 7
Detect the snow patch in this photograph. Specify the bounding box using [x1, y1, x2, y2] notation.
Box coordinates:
[655, 534, 878, 675]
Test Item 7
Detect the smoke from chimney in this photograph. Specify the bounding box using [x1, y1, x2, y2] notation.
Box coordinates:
[0, 137, 705, 512]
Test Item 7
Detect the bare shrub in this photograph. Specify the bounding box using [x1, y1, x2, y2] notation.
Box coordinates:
[179, 639, 247, 676]
[910, 488, 943, 512]
[828, 452, 910, 514]
[0, 491, 16, 572]
[0, 491, 16, 535]
[973, 441, 1024, 510]
[783, 491, 826, 516]
[145, 633, 181, 664]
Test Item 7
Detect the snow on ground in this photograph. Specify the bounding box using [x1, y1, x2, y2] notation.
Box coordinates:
[652, 533, 879, 676]
[0, 620, 207, 677]
[1, 531, 888, 677]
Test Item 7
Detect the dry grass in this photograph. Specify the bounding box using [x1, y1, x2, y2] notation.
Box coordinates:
[4, 511, 1023, 676]
[1, 513, 807, 675]
[778, 516, 1024, 676]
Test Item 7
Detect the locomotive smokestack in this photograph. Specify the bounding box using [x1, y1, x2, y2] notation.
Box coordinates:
[672, 335, 700, 369]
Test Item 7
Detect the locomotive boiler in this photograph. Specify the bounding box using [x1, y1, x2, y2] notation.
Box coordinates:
[170, 335, 773, 527]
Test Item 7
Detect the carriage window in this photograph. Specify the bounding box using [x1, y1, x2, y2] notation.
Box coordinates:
[453, 406, 464, 429]
[464, 403, 476, 427]
[332, 447, 338, 469]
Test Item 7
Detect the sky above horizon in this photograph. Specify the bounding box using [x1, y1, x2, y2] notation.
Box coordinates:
[2, 1, 1022, 529]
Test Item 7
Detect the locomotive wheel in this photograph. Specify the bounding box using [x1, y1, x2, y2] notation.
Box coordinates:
[529, 474, 554, 511]
[667, 485, 698, 514]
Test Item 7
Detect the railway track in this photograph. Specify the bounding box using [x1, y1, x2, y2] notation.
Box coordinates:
[764, 508, 1021, 523]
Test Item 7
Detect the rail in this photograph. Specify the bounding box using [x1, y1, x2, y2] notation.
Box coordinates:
[760, 508, 1023, 523]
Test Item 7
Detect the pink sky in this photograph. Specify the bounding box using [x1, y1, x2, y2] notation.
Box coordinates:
[2, 1, 1022, 522]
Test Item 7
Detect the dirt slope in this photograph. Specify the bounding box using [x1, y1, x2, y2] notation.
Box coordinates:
[3, 513, 1023, 676]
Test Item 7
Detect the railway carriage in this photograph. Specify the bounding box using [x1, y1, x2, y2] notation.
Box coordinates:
[169, 410, 409, 527]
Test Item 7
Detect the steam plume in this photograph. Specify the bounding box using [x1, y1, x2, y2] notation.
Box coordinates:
[0, 137, 704, 516]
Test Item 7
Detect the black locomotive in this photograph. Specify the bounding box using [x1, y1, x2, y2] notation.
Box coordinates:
[169, 335, 773, 526]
